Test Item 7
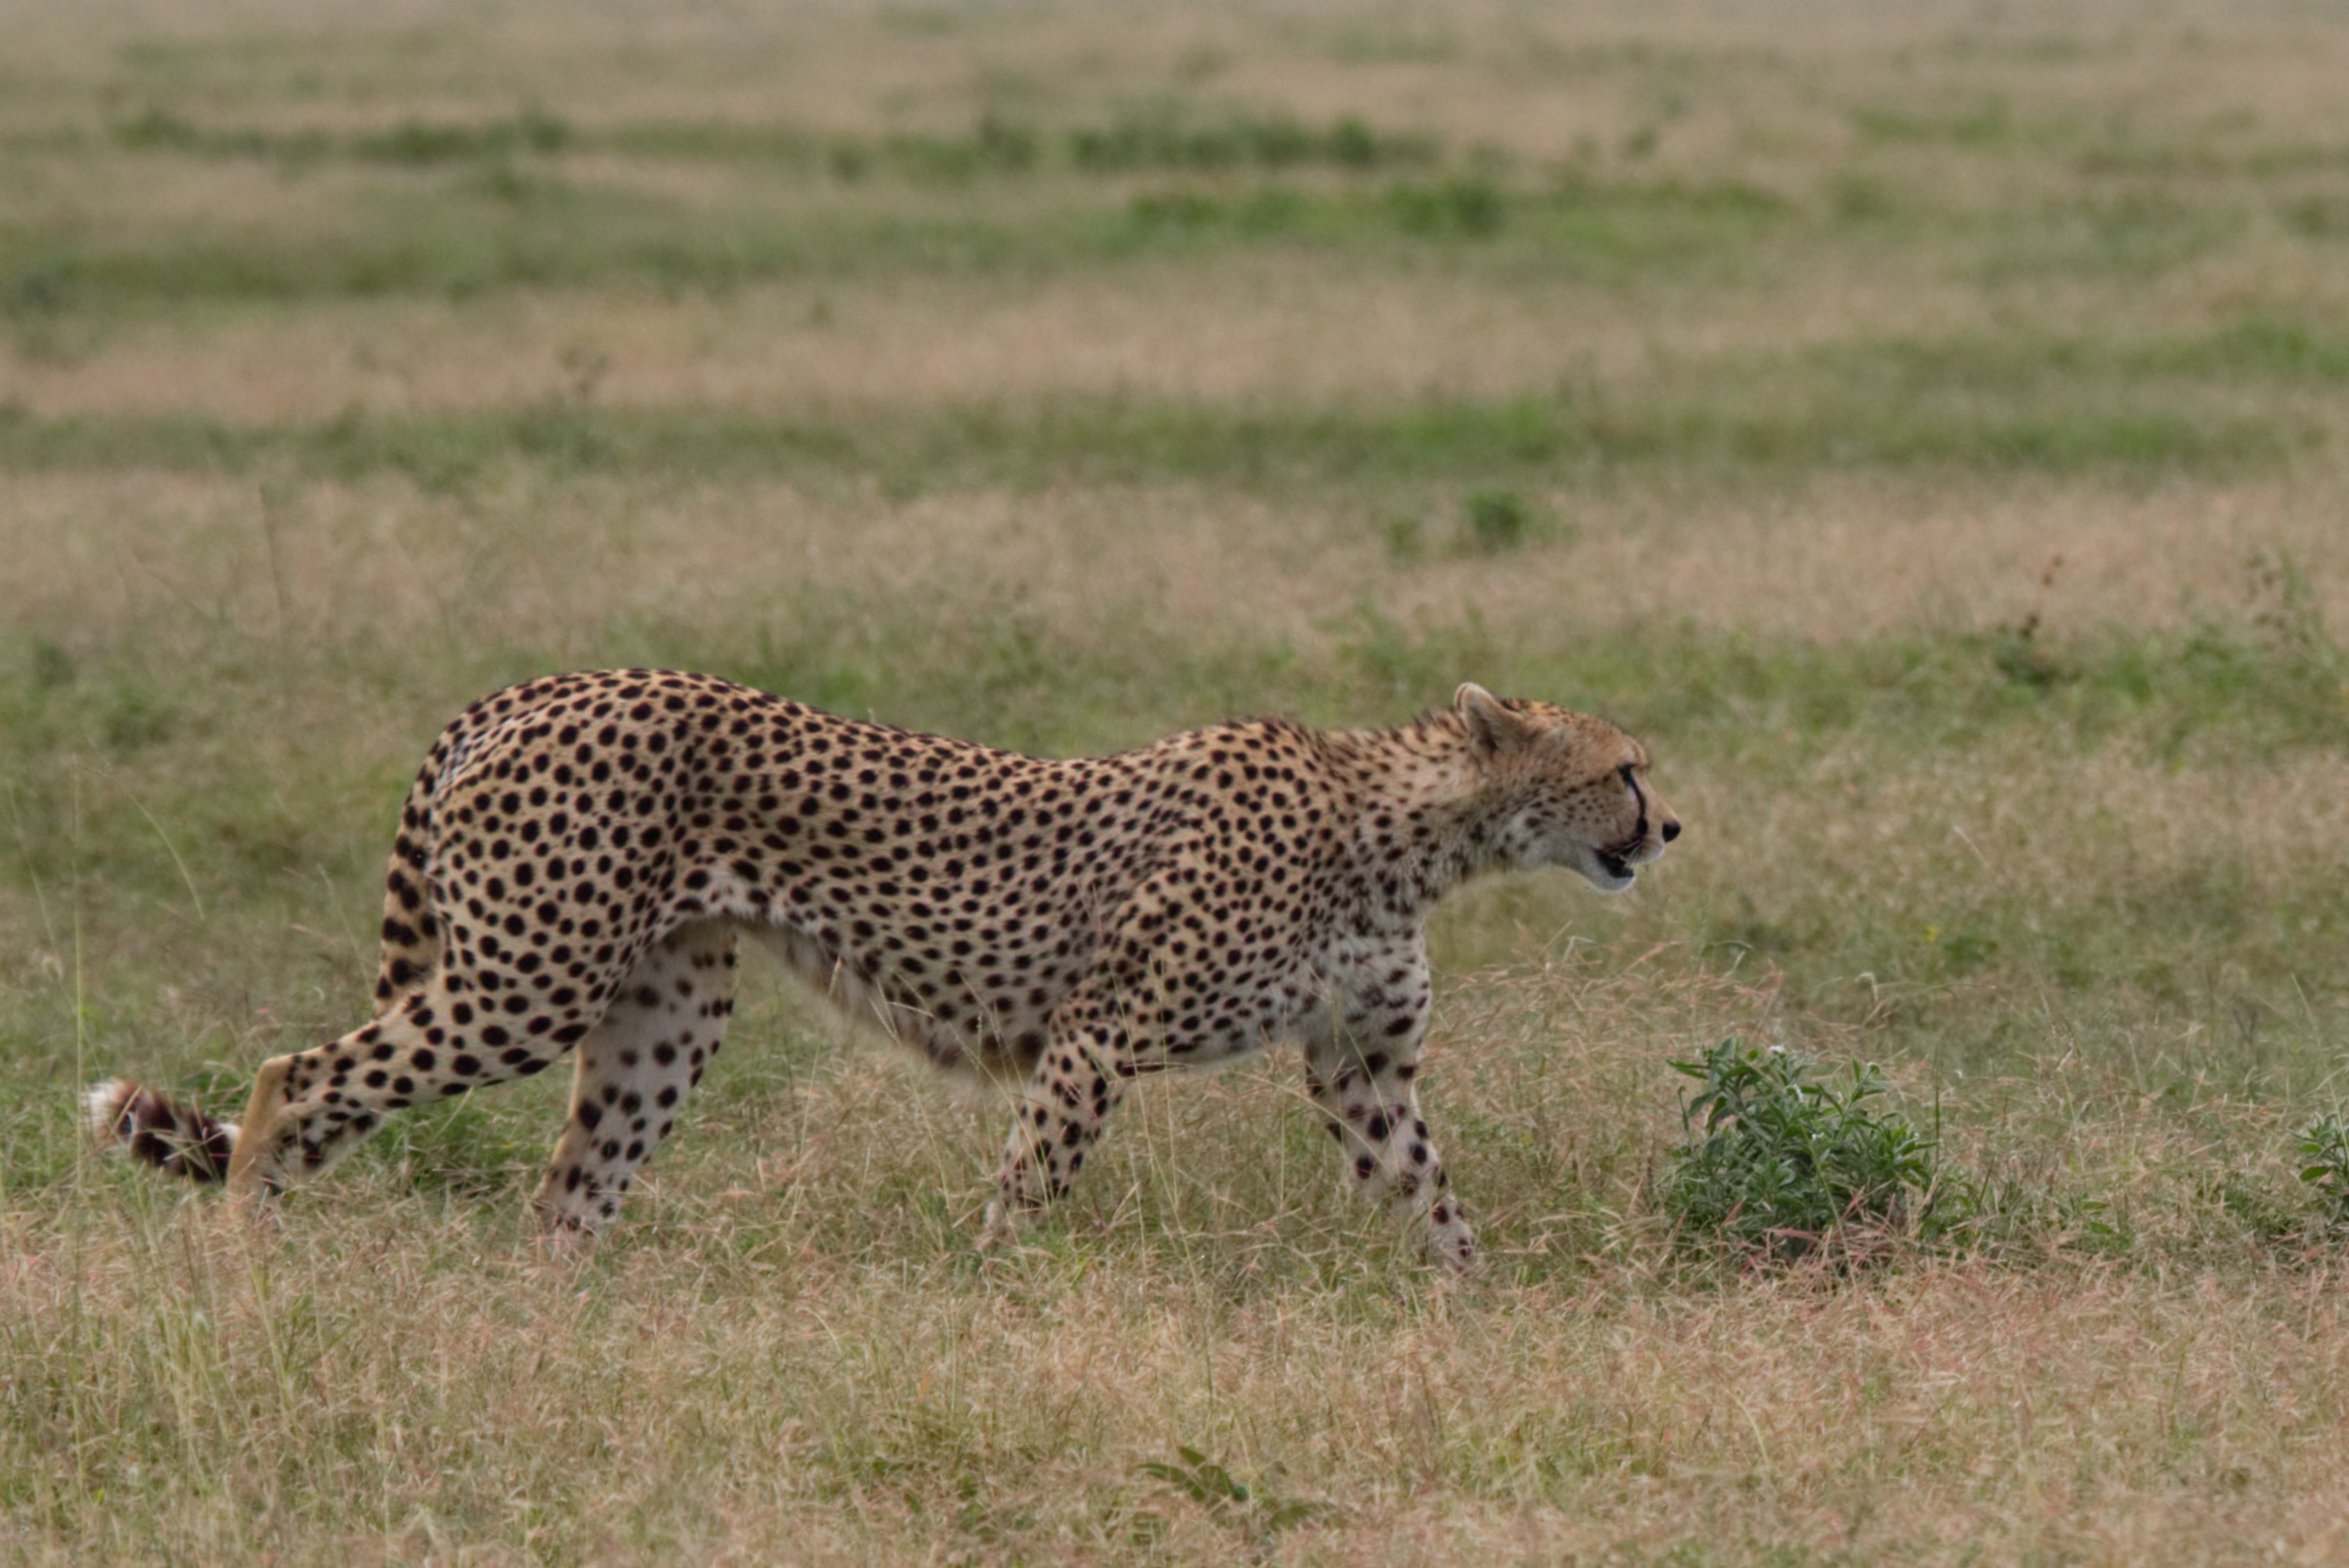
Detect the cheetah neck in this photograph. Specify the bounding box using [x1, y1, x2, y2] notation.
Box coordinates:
[1318, 714, 1515, 923]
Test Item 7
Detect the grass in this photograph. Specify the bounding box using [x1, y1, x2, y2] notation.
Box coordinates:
[0, 169, 1797, 310]
[8, 0, 2349, 1562]
[99, 104, 1444, 178]
[1, 319, 2333, 490]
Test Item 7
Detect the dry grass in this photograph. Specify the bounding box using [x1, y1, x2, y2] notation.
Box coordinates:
[8, 465, 2348, 665]
[7, 1, 2349, 1562]
[13, 961, 2349, 1566]
[1, 260, 1961, 420]
[9, 962, 2349, 1566]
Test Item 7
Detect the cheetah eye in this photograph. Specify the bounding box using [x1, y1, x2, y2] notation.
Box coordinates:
[1617, 764, 1637, 789]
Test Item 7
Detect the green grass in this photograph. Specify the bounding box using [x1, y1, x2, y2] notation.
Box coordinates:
[97, 105, 1445, 178]
[2, 319, 2336, 489]
[0, 168, 1802, 310]
[15, 160, 2315, 308]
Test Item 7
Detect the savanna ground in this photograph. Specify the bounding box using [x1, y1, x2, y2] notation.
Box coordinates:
[6, 1, 2349, 1561]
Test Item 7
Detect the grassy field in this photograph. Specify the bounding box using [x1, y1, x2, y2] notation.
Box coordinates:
[7, 1, 2349, 1561]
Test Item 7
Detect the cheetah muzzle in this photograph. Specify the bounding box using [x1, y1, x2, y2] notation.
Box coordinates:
[88, 673, 1681, 1270]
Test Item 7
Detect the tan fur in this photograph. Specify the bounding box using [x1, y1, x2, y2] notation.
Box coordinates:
[224, 1057, 292, 1203]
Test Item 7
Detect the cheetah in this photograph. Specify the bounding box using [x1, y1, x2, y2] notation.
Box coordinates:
[88, 671, 1679, 1267]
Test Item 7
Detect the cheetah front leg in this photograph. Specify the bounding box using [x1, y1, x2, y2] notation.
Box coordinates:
[1302, 949, 1474, 1270]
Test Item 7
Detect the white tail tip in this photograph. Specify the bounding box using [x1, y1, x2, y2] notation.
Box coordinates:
[84, 1077, 138, 1147]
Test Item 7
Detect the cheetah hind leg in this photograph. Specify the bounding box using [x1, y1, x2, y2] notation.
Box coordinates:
[979, 1022, 1131, 1251]
[222, 943, 672, 1213]
[224, 965, 593, 1208]
[532, 921, 739, 1237]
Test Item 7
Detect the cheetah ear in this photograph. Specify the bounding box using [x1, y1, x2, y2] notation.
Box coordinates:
[1454, 682, 1531, 756]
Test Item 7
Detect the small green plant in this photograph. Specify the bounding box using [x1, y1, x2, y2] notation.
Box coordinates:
[1662, 1038, 1941, 1262]
[2246, 548, 2341, 674]
[1990, 616, 2069, 689]
[1463, 487, 1533, 551]
[351, 110, 571, 165]
[2294, 1112, 2349, 1229]
[1388, 176, 1506, 237]
[1380, 512, 1424, 560]
[1140, 1447, 1327, 1537]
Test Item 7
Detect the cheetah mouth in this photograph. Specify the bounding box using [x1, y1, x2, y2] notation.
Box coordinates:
[1593, 847, 1635, 883]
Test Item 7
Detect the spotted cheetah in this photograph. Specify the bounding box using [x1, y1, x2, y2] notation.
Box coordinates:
[89, 671, 1678, 1267]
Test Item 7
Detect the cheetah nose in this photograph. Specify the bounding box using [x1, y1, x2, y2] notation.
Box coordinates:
[1661, 819, 1681, 843]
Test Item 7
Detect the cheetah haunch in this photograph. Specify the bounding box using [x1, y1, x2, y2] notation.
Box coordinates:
[90, 671, 1678, 1267]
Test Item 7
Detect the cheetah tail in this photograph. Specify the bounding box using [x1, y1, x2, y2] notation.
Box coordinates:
[83, 1078, 239, 1184]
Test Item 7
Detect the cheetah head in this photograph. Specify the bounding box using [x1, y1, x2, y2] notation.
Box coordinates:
[1454, 682, 1681, 893]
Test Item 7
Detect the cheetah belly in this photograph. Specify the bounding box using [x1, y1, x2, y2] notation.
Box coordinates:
[741, 922, 1046, 1081]
[1141, 954, 1323, 1070]
[745, 911, 1308, 1078]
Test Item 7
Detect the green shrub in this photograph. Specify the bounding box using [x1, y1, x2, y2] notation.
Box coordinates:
[2294, 1111, 2349, 1228]
[1661, 1038, 1939, 1262]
